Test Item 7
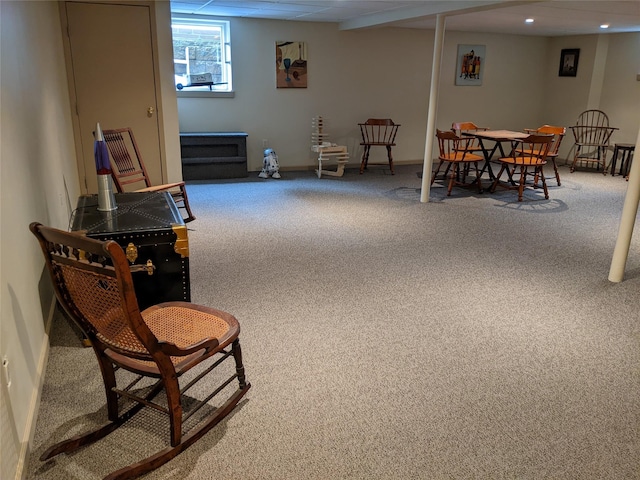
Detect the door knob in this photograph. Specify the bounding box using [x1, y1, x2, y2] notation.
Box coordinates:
[147, 106, 155, 117]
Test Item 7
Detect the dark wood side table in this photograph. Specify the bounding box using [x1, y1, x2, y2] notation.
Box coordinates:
[610, 143, 635, 177]
[70, 191, 190, 310]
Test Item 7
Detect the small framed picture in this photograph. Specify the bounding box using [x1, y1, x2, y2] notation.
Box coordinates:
[559, 49, 580, 77]
[455, 44, 485, 86]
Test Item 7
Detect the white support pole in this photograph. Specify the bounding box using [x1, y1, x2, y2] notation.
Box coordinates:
[420, 14, 446, 203]
[608, 125, 640, 282]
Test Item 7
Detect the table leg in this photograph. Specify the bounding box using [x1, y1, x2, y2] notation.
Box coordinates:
[610, 145, 620, 175]
[477, 138, 497, 180]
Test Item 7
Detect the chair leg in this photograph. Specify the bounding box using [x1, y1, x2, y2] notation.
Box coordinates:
[600, 147, 608, 175]
[517, 166, 526, 202]
[96, 355, 119, 421]
[610, 146, 620, 175]
[173, 187, 195, 223]
[431, 161, 445, 185]
[164, 374, 183, 447]
[570, 147, 581, 172]
[473, 162, 483, 193]
[539, 166, 549, 199]
[447, 164, 458, 196]
[551, 158, 561, 186]
[386, 145, 395, 175]
[232, 339, 249, 389]
[360, 146, 370, 174]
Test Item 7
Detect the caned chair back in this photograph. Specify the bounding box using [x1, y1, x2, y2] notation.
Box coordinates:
[29, 222, 154, 358]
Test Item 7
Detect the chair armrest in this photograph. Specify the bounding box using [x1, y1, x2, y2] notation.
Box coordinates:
[158, 337, 220, 357]
[135, 182, 185, 193]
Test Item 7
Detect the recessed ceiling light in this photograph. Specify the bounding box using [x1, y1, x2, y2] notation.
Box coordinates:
[525, 18, 534, 24]
[600, 24, 610, 29]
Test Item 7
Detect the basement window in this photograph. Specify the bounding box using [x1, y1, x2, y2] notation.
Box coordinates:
[171, 16, 232, 96]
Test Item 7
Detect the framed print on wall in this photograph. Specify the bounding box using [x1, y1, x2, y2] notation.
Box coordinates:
[559, 49, 580, 77]
[276, 41, 308, 88]
[456, 44, 485, 86]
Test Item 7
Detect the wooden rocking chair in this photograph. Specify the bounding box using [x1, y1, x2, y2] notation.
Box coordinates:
[102, 127, 195, 222]
[30, 222, 250, 480]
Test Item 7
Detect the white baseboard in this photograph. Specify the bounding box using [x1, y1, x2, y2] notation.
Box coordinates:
[15, 295, 55, 480]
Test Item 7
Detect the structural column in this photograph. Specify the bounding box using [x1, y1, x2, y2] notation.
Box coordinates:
[420, 14, 446, 203]
[608, 125, 640, 282]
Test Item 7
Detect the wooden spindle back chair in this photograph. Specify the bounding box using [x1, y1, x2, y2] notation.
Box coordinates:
[523, 125, 566, 185]
[431, 129, 484, 196]
[569, 110, 617, 174]
[490, 134, 553, 201]
[358, 118, 400, 174]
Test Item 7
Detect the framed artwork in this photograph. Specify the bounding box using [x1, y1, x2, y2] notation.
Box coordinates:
[559, 49, 580, 77]
[455, 44, 485, 86]
[276, 41, 307, 88]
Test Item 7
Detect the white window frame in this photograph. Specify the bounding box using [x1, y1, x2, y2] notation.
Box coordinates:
[171, 15, 233, 97]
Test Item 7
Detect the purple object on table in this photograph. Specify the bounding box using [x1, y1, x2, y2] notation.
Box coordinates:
[94, 123, 111, 175]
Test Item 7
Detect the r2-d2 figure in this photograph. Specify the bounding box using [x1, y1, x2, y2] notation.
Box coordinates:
[259, 148, 281, 179]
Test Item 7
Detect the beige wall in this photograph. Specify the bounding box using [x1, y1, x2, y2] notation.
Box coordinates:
[599, 33, 640, 144]
[1, 2, 79, 478]
[177, 19, 639, 171]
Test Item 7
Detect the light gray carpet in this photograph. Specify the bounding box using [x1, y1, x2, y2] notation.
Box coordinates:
[28, 164, 640, 479]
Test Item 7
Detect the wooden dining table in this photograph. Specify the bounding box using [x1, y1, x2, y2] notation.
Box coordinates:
[465, 129, 530, 181]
